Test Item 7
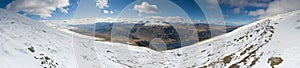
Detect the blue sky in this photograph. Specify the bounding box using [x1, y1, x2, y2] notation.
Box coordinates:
[1, 0, 299, 26]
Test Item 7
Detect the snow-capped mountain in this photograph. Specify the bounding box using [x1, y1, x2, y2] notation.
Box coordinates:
[1, 8, 300, 68]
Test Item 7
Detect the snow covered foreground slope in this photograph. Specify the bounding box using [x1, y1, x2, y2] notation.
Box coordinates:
[1, 8, 300, 68]
[0, 9, 110, 68]
[0, 9, 76, 68]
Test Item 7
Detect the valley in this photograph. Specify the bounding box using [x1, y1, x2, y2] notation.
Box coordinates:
[70, 22, 238, 50]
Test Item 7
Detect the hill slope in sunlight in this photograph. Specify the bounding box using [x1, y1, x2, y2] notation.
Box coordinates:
[0, 9, 115, 68]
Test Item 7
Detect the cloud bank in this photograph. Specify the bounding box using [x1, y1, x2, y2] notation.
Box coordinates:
[248, 9, 265, 16]
[219, 0, 270, 8]
[248, 0, 300, 18]
[6, 0, 70, 18]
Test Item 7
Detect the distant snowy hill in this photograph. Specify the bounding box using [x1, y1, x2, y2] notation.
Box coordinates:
[1, 8, 300, 68]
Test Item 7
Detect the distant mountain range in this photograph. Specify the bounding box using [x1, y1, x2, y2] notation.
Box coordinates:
[70, 22, 239, 50]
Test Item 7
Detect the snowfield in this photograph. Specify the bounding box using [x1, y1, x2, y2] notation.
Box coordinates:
[1, 8, 300, 68]
[0, 9, 104, 68]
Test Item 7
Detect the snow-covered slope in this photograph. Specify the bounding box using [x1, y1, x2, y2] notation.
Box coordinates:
[1, 8, 300, 68]
[0, 9, 77, 68]
[0, 9, 107, 68]
[93, 10, 300, 68]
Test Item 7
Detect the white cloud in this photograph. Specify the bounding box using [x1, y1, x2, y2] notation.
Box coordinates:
[248, 0, 300, 18]
[103, 10, 109, 14]
[165, 16, 185, 22]
[60, 8, 69, 13]
[6, 0, 70, 18]
[218, 0, 271, 15]
[103, 10, 113, 14]
[248, 9, 265, 16]
[134, 2, 158, 16]
[219, 0, 269, 8]
[110, 11, 114, 14]
[96, 0, 108, 9]
[193, 20, 207, 23]
[233, 8, 241, 14]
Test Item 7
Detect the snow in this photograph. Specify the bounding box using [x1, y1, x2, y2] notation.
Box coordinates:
[0, 9, 111, 68]
[252, 10, 300, 68]
[92, 9, 300, 68]
[0, 9, 78, 68]
[1, 8, 300, 68]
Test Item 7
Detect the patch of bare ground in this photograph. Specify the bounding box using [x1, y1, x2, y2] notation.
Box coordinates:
[268, 57, 283, 68]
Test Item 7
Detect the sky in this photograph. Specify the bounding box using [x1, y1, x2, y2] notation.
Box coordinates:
[0, 0, 300, 26]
